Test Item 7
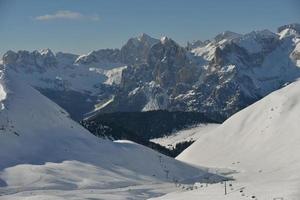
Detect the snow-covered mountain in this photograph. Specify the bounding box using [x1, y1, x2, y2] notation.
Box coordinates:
[0, 67, 222, 199]
[98, 23, 300, 119]
[159, 79, 300, 200]
[2, 23, 300, 121]
[1, 48, 125, 120]
[0, 33, 161, 120]
[120, 33, 160, 65]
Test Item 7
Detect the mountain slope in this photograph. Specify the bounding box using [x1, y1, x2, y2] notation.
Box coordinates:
[82, 110, 218, 157]
[2, 23, 300, 121]
[167, 79, 300, 199]
[0, 68, 222, 199]
[99, 23, 300, 119]
[1, 49, 123, 120]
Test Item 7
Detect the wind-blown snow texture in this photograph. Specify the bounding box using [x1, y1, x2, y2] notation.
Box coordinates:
[0, 68, 222, 199]
[156, 79, 300, 200]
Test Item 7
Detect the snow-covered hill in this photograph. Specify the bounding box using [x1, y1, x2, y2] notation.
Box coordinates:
[153, 79, 300, 199]
[0, 68, 222, 199]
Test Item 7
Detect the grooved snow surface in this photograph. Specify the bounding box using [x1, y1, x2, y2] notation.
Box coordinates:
[152, 79, 300, 199]
[0, 70, 221, 199]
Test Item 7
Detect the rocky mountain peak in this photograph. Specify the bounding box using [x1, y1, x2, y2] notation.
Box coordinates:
[214, 31, 241, 43]
[137, 33, 158, 44]
[278, 23, 300, 34]
[186, 40, 205, 50]
[39, 48, 55, 57]
[120, 34, 159, 65]
[2, 50, 18, 64]
[278, 23, 300, 39]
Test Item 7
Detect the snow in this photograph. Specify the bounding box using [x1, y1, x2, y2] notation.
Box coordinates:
[293, 41, 300, 67]
[128, 87, 140, 96]
[279, 28, 297, 39]
[137, 33, 159, 46]
[1, 50, 125, 95]
[93, 95, 114, 112]
[4, 62, 107, 95]
[150, 124, 220, 150]
[191, 42, 217, 61]
[140, 82, 169, 111]
[278, 27, 300, 39]
[0, 84, 5, 110]
[0, 70, 6, 110]
[159, 79, 300, 200]
[235, 30, 278, 54]
[220, 65, 236, 73]
[160, 36, 168, 44]
[104, 66, 127, 85]
[39, 48, 54, 56]
[142, 98, 161, 111]
[214, 31, 242, 43]
[0, 69, 222, 199]
[296, 42, 300, 52]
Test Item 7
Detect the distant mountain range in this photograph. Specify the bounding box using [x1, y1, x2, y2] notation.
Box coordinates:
[1, 23, 300, 121]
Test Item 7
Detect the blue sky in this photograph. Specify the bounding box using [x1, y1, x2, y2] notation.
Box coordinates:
[0, 0, 299, 56]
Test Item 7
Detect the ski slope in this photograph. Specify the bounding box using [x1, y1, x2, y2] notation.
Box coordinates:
[0, 68, 222, 199]
[152, 79, 300, 199]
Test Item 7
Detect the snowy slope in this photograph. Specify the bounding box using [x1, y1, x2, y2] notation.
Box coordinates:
[150, 124, 220, 150]
[158, 79, 300, 199]
[0, 68, 221, 199]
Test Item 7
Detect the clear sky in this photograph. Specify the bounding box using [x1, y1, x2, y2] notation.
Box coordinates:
[0, 0, 299, 56]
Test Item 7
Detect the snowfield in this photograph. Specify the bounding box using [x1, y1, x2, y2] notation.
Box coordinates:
[0, 69, 223, 199]
[150, 124, 220, 150]
[152, 79, 300, 199]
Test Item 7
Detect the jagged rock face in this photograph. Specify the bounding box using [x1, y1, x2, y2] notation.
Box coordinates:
[148, 37, 199, 88]
[278, 23, 300, 34]
[2, 50, 18, 64]
[3, 24, 300, 120]
[120, 33, 159, 65]
[186, 40, 206, 50]
[1, 49, 120, 120]
[293, 48, 300, 61]
[214, 31, 241, 43]
[102, 25, 300, 119]
[75, 49, 121, 68]
[75, 34, 159, 67]
[3, 49, 58, 73]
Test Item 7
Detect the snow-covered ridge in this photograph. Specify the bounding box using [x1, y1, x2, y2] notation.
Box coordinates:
[1, 49, 126, 94]
[173, 78, 300, 199]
